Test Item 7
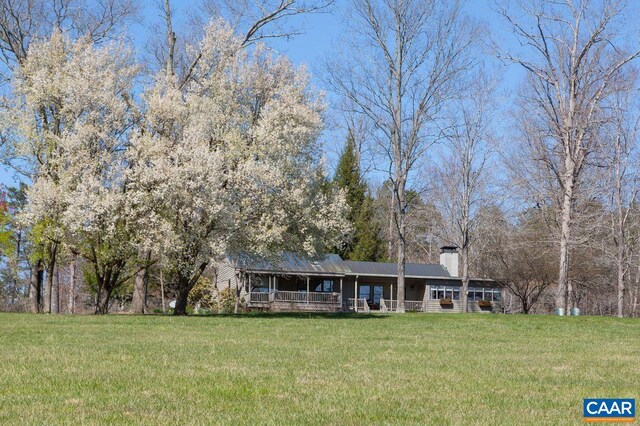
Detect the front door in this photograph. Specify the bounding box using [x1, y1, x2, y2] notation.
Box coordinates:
[359, 285, 384, 309]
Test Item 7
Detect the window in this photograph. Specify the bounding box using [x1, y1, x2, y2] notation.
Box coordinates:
[475, 289, 484, 301]
[358, 285, 371, 301]
[431, 285, 501, 302]
[314, 279, 334, 293]
[373, 286, 384, 304]
[358, 285, 384, 304]
[251, 276, 269, 292]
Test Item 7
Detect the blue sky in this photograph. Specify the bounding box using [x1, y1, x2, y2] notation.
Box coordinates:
[0, 0, 537, 188]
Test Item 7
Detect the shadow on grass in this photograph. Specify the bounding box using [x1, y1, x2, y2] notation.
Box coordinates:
[162, 312, 389, 320]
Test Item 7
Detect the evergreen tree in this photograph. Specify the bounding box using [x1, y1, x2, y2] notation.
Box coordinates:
[334, 131, 385, 261]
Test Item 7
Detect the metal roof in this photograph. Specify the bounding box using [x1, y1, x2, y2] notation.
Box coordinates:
[236, 253, 351, 276]
[233, 253, 497, 284]
[344, 260, 451, 278]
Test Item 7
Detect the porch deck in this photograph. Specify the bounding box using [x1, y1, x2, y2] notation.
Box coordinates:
[380, 298, 494, 313]
[247, 290, 344, 312]
[246, 292, 495, 313]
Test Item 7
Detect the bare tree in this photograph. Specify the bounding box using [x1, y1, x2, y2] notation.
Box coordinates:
[326, 0, 476, 312]
[210, 0, 334, 47]
[431, 72, 495, 312]
[497, 0, 640, 314]
[603, 90, 640, 317]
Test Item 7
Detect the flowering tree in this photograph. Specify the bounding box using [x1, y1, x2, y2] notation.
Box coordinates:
[12, 31, 141, 313]
[132, 21, 348, 315]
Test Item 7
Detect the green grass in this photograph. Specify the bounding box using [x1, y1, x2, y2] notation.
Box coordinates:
[0, 313, 638, 425]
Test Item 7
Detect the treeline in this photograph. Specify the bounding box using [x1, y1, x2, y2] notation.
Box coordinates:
[0, 0, 639, 317]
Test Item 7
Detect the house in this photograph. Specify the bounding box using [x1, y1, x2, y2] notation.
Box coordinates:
[215, 246, 502, 313]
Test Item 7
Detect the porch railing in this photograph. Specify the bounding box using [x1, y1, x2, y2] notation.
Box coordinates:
[405, 300, 425, 312]
[379, 298, 425, 312]
[274, 291, 341, 304]
[248, 292, 270, 303]
[380, 298, 388, 313]
[347, 298, 370, 313]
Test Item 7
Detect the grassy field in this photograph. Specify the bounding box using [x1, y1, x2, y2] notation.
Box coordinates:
[0, 313, 638, 425]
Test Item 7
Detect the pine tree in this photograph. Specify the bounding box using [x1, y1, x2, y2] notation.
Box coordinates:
[334, 131, 384, 261]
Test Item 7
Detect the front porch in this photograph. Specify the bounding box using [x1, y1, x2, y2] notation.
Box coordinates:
[248, 290, 344, 312]
[245, 274, 502, 313]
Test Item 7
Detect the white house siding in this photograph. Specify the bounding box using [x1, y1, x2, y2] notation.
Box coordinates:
[215, 259, 237, 289]
[214, 259, 250, 303]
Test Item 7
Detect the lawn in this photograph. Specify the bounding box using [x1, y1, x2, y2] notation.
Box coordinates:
[0, 313, 638, 425]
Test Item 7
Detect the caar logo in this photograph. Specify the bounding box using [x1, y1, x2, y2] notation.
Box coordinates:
[583, 399, 635, 423]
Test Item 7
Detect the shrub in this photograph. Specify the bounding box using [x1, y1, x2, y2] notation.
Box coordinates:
[188, 276, 215, 310]
[478, 300, 492, 308]
[440, 298, 453, 305]
[218, 287, 237, 314]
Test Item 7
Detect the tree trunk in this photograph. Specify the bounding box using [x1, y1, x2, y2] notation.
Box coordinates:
[94, 271, 112, 315]
[52, 266, 60, 314]
[556, 179, 573, 314]
[44, 243, 58, 314]
[173, 262, 208, 316]
[94, 269, 109, 315]
[388, 191, 394, 260]
[393, 173, 406, 312]
[95, 288, 111, 315]
[132, 268, 147, 314]
[160, 270, 166, 314]
[131, 252, 150, 314]
[173, 274, 191, 316]
[395, 192, 406, 313]
[45, 266, 54, 314]
[28, 260, 43, 313]
[616, 226, 625, 318]
[68, 256, 76, 314]
[461, 246, 469, 313]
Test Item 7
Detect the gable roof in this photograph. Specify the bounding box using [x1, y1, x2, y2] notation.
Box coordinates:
[344, 260, 451, 278]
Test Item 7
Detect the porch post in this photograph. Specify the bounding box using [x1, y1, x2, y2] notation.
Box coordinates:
[248, 274, 251, 304]
[339, 277, 343, 304]
[247, 273, 251, 303]
[355, 276, 358, 313]
[268, 275, 272, 293]
[391, 283, 394, 311]
[306, 276, 310, 304]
